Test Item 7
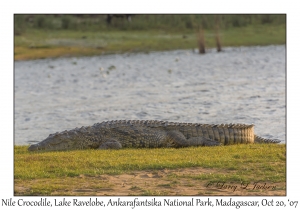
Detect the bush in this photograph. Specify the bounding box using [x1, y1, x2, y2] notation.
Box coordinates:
[14, 15, 26, 35]
[13, 14, 286, 33]
[61, 16, 71, 29]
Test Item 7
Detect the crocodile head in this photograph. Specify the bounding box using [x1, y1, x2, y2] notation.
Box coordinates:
[28, 127, 101, 151]
[28, 131, 73, 151]
[28, 129, 94, 151]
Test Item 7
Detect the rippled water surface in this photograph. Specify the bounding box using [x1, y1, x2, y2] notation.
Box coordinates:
[15, 45, 286, 145]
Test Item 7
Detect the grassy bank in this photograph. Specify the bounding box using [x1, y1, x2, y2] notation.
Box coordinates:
[14, 144, 286, 195]
[14, 15, 286, 60]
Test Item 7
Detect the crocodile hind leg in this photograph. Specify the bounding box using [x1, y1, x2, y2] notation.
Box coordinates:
[166, 130, 221, 147]
[188, 136, 221, 146]
[98, 139, 122, 149]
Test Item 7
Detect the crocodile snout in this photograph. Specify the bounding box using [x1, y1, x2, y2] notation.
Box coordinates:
[28, 143, 43, 151]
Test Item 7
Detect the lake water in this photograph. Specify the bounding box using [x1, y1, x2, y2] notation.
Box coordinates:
[14, 45, 286, 145]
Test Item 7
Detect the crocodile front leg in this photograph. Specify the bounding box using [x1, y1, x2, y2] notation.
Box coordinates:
[98, 139, 122, 149]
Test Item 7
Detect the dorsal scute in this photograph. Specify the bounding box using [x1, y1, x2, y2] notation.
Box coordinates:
[93, 120, 254, 130]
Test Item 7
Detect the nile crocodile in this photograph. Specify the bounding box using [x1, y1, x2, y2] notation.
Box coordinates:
[28, 120, 281, 151]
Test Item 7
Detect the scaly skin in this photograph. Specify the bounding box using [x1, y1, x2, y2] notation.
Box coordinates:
[28, 120, 281, 151]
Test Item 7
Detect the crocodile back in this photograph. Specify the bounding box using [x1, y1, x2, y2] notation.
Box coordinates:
[93, 120, 256, 145]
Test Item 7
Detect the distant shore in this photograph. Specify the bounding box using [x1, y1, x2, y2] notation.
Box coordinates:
[14, 15, 285, 61]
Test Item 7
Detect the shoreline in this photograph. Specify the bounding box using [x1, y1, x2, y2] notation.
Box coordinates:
[14, 24, 286, 61]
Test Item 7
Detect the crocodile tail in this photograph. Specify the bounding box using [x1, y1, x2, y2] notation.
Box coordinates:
[254, 135, 281, 144]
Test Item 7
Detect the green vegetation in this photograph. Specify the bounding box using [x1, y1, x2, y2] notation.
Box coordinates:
[14, 144, 286, 195]
[14, 144, 286, 181]
[14, 14, 286, 60]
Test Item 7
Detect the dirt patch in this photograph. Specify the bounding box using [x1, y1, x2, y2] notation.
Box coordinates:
[14, 167, 285, 196]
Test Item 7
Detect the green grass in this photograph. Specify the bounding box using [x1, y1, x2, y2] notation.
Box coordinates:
[15, 144, 286, 180]
[14, 144, 286, 195]
[14, 23, 286, 60]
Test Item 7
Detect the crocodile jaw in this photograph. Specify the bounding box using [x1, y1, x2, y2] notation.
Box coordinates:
[28, 135, 69, 151]
[28, 143, 41, 151]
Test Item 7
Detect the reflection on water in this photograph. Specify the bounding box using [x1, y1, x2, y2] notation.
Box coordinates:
[15, 45, 286, 145]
